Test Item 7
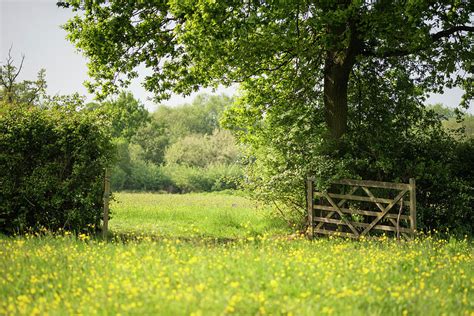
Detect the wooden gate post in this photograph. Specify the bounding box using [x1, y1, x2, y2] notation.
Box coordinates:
[307, 178, 314, 239]
[409, 178, 416, 234]
[103, 168, 111, 238]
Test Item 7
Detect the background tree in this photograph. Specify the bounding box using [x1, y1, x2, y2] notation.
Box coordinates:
[110, 93, 242, 193]
[61, 0, 473, 139]
[429, 103, 474, 139]
[84, 91, 150, 190]
[0, 48, 46, 107]
[87, 91, 150, 141]
[132, 119, 169, 165]
[165, 130, 240, 168]
[153, 94, 233, 142]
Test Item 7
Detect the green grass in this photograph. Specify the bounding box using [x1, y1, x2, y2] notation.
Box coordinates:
[1, 193, 473, 315]
[109, 192, 290, 239]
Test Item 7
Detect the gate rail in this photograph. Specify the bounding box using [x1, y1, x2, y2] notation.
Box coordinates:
[307, 178, 416, 239]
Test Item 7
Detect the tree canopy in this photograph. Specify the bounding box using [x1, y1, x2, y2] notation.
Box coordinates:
[61, 0, 473, 138]
[86, 91, 150, 141]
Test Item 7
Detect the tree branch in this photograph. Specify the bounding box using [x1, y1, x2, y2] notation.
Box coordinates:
[362, 25, 474, 58]
[12, 55, 25, 85]
[431, 25, 474, 41]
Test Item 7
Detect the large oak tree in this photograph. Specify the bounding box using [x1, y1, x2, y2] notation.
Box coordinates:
[61, 0, 473, 139]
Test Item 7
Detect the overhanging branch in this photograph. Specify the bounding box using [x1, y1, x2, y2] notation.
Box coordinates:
[362, 25, 474, 58]
[431, 25, 474, 41]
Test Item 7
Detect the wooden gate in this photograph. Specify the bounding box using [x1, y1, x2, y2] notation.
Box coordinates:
[307, 178, 416, 239]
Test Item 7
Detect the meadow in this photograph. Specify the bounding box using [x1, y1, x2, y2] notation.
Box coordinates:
[1, 193, 473, 315]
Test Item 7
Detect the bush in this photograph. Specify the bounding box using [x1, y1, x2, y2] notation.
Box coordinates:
[162, 164, 243, 193]
[0, 105, 114, 234]
[343, 120, 474, 235]
[127, 160, 173, 191]
[110, 161, 242, 193]
[164, 130, 240, 167]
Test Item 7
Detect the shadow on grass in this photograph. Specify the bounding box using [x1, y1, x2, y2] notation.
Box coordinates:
[98, 228, 309, 246]
[104, 230, 241, 245]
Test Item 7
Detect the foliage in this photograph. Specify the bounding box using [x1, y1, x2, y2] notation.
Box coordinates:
[109, 138, 132, 190]
[127, 93, 232, 166]
[153, 94, 233, 142]
[428, 103, 474, 139]
[224, 63, 474, 234]
[0, 49, 47, 107]
[0, 193, 472, 315]
[443, 115, 474, 139]
[62, 0, 473, 138]
[0, 105, 114, 234]
[109, 94, 242, 192]
[162, 164, 242, 193]
[131, 119, 169, 165]
[112, 158, 242, 193]
[127, 159, 173, 192]
[164, 130, 240, 168]
[87, 91, 149, 141]
[164, 134, 213, 168]
[429, 103, 459, 120]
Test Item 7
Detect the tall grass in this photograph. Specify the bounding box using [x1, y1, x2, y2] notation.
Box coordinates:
[0, 193, 472, 315]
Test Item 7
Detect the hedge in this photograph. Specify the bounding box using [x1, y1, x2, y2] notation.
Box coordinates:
[0, 105, 114, 234]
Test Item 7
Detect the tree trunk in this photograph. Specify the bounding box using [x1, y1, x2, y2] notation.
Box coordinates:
[323, 16, 361, 140]
[324, 57, 351, 139]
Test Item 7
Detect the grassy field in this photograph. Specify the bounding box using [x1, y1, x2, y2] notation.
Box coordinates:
[108, 192, 290, 239]
[1, 192, 473, 315]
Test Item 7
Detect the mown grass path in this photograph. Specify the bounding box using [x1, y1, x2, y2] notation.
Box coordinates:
[1, 193, 473, 315]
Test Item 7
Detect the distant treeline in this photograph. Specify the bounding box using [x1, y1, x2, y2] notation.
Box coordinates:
[429, 103, 474, 139]
[96, 93, 243, 192]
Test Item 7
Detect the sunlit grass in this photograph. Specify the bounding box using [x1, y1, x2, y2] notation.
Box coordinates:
[109, 192, 290, 239]
[0, 193, 473, 315]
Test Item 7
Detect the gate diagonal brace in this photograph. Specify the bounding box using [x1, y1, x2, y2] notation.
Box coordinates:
[315, 186, 358, 230]
[361, 186, 410, 239]
[360, 189, 408, 237]
[323, 192, 360, 237]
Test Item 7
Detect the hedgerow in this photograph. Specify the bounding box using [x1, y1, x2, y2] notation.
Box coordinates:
[0, 104, 114, 234]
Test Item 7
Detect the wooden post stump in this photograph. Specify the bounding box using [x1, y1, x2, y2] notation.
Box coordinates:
[103, 168, 111, 238]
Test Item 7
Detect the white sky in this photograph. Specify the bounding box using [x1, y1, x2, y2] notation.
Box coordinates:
[0, 0, 470, 113]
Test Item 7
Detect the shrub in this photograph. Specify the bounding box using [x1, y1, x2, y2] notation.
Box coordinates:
[0, 105, 114, 234]
[164, 130, 240, 168]
[127, 160, 173, 191]
[162, 164, 243, 193]
[344, 120, 474, 235]
[164, 134, 215, 168]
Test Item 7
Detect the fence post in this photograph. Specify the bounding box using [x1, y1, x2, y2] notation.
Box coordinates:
[307, 178, 314, 239]
[103, 168, 111, 239]
[409, 178, 416, 235]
